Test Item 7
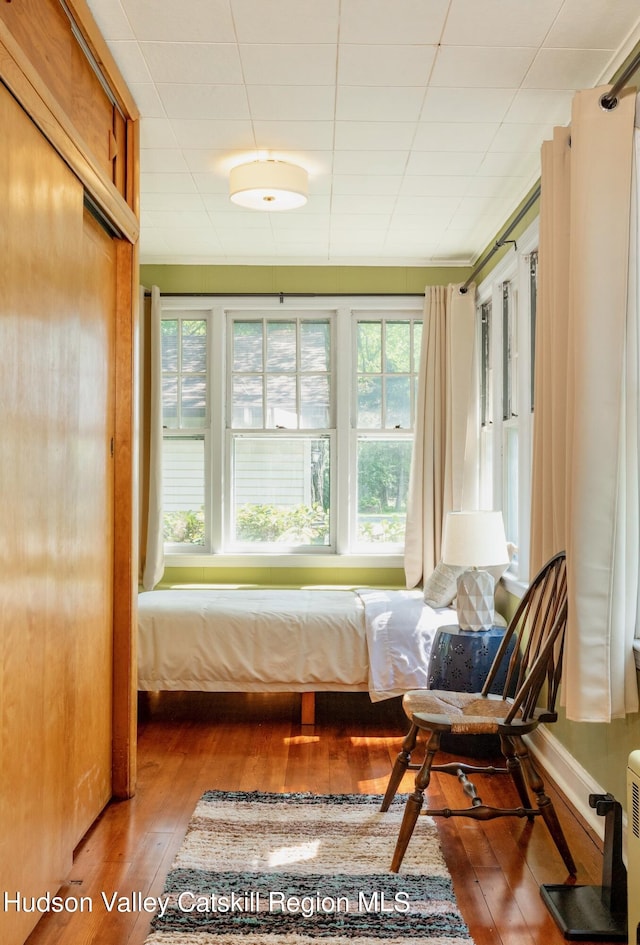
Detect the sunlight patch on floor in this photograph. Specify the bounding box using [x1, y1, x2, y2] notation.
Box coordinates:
[268, 840, 320, 867]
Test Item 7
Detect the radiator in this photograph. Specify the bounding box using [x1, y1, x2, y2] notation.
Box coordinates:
[628, 750, 640, 945]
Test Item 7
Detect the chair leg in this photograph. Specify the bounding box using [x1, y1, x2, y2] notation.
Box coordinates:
[390, 730, 440, 872]
[380, 722, 419, 812]
[500, 734, 533, 815]
[513, 736, 577, 876]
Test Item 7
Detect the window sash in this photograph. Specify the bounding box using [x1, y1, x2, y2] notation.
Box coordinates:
[159, 298, 423, 558]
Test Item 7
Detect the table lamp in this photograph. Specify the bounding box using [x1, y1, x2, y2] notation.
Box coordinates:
[441, 510, 509, 631]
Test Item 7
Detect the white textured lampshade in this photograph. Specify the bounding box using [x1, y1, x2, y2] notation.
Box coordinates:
[229, 160, 308, 211]
[441, 510, 509, 569]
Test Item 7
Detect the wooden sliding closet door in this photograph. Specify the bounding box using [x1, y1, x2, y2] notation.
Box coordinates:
[0, 82, 115, 945]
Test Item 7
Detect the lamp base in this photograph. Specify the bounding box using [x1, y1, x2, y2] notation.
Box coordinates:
[456, 569, 495, 631]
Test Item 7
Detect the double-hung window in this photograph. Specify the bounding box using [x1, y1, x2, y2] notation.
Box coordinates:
[228, 314, 333, 551]
[159, 297, 422, 562]
[354, 317, 421, 548]
[161, 317, 208, 550]
[476, 220, 538, 584]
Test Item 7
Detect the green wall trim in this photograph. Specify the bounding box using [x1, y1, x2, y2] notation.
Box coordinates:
[140, 264, 472, 297]
[158, 565, 406, 587]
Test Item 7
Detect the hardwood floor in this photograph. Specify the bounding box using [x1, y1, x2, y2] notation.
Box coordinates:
[25, 691, 608, 945]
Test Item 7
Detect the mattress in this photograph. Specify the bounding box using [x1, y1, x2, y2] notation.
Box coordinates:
[137, 588, 369, 693]
[137, 587, 459, 700]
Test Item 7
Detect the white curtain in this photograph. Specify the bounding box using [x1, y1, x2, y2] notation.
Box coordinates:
[404, 284, 478, 588]
[530, 86, 639, 720]
[141, 285, 164, 590]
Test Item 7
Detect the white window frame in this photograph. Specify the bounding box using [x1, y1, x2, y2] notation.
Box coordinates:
[159, 294, 423, 569]
[476, 219, 538, 591]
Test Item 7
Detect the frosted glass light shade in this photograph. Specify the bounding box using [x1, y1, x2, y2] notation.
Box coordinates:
[229, 160, 308, 211]
[441, 510, 509, 569]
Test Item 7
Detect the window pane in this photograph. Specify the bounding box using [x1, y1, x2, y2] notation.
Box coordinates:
[161, 320, 178, 372]
[357, 439, 411, 545]
[232, 436, 330, 547]
[300, 375, 330, 428]
[301, 320, 330, 372]
[357, 322, 381, 373]
[502, 282, 517, 420]
[233, 321, 263, 372]
[385, 376, 411, 428]
[161, 316, 207, 430]
[385, 321, 410, 373]
[162, 375, 178, 429]
[181, 375, 207, 427]
[266, 374, 297, 427]
[357, 376, 382, 428]
[267, 321, 296, 372]
[413, 322, 422, 370]
[231, 317, 332, 434]
[480, 301, 492, 427]
[162, 435, 205, 546]
[232, 375, 263, 427]
[503, 425, 519, 551]
[182, 320, 206, 372]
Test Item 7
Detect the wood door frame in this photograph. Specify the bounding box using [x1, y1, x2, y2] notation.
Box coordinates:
[0, 3, 139, 799]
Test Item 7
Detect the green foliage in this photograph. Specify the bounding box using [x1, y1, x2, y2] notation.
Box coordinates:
[358, 514, 406, 543]
[235, 504, 329, 545]
[358, 440, 411, 514]
[163, 508, 205, 544]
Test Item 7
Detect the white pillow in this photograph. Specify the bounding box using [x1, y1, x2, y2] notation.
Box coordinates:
[423, 560, 463, 608]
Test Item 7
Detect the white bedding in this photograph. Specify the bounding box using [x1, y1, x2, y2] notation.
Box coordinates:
[137, 587, 457, 701]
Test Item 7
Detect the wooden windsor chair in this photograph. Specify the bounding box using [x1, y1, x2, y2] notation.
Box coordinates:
[381, 551, 576, 877]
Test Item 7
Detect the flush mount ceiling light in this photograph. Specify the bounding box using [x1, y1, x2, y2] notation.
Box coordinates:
[229, 160, 308, 211]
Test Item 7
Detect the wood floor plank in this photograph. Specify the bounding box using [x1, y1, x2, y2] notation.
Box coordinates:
[24, 692, 609, 945]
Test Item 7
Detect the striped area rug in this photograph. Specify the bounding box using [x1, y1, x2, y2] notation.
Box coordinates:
[145, 790, 474, 945]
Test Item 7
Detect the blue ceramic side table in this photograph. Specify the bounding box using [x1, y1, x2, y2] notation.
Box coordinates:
[428, 624, 513, 695]
[428, 624, 515, 756]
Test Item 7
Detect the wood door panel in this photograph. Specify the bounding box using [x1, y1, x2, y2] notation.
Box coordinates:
[0, 82, 115, 945]
[0, 0, 116, 178]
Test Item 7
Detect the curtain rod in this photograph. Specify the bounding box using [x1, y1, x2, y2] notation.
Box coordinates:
[143, 291, 425, 299]
[459, 45, 640, 295]
[459, 184, 541, 294]
[601, 45, 640, 110]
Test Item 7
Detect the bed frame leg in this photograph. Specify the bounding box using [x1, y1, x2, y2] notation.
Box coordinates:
[301, 692, 315, 725]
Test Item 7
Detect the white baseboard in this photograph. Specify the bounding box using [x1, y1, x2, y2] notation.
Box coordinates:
[525, 725, 611, 845]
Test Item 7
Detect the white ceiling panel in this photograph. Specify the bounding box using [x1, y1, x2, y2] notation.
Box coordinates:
[442, 0, 564, 48]
[336, 87, 426, 123]
[239, 45, 337, 86]
[85, 0, 640, 266]
[420, 87, 516, 123]
[412, 122, 500, 151]
[430, 46, 537, 88]
[124, 0, 237, 43]
[523, 48, 617, 89]
[231, 0, 339, 44]
[339, 0, 450, 45]
[141, 173, 199, 194]
[504, 88, 575, 124]
[337, 46, 438, 87]
[334, 121, 417, 151]
[246, 86, 336, 121]
[140, 42, 243, 84]
[157, 84, 250, 121]
[545, 0, 640, 50]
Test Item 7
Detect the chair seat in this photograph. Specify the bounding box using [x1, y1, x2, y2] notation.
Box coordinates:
[403, 689, 526, 735]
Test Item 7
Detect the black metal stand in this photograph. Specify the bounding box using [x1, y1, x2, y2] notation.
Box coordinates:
[540, 793, 627, 940]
